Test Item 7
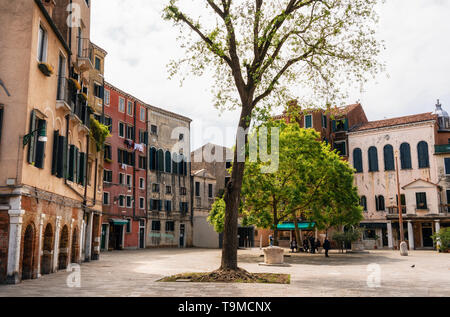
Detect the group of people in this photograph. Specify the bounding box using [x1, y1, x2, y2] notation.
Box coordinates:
[268, 233, 331, 257]
[290, 234, 331, 257]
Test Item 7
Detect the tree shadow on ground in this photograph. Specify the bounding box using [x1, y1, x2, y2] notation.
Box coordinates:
[238, 251, 405, 266]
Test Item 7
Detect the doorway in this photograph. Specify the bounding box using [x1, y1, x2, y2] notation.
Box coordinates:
[41, 224, 53, 275]
[139, 220, 145, 249]
[179, 224, 185, 248]
[422, 224, 434, 248]
[22, 224, 35, 280]
[110, 225, 123, 250]
[58, 225, 69, 270]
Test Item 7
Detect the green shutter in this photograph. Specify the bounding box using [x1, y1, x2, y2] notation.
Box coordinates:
[56, 135, 66, 178]
[78, 152, 86, 185]
[34, 119, 46, 169]
[28, 110, 37, 164]
[51, 130, 59, 175]
[344, 118, 349, 131]
[68, 145, 75, 181]
[331, 120, 336, 132]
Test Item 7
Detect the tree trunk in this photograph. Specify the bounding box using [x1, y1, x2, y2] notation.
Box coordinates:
[293, 217, 301, 252]
[273, 204, 279, 246]
[220, 104, 252, 271]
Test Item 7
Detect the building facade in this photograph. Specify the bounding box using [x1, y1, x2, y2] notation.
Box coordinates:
[348, 102, 450, 250]
[0, 0, 103, 284]
[101, 82, 148, 251]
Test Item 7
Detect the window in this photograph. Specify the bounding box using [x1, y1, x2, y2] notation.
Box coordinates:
[126, 175, 132, 187]
[180, 202, 189, 214]
[37, 24, 47, 62]
[51, 130, 67, 178]
[118, 149, 134, 166]
[104, 90, 110, 106]
[139, 130, 148, 145]
[353, 148, 363, 173]
[375, 195, 385, 211]
[94, 83, 103, 99]
[103, 192, 109, 205]
[180, 187, 187, 196]
[152, 184, 160, 193]
[334, 141, 347, 156]
[104, 116, 112, 132]
[150, 199, 162, 211]
[195, 182, 200, 197]
[383, 144, 395, 171]
[126, 125, 135, 140]
[165, 221, 175, 232]
[179, 134, 184, 141]
[172, 153, 178, 174]
[152, 221, 161, 231]
[119, 97, 125, 113]
[368, 146, 379, 172]
[396, 194, 407, 213]
[126, 219, 131, 233]
[166, 186, 172, 194]
[127, 100, 133, 116]
[119, 195, 125, 207]
[208, 184, 213, 198]
[119, 173, 125, 185]
[304, 115, 312, 129]
[149, 147, 156, 170]
[126, 195, 133, 208]
[151, 125, 158, 135]
[364, 229, 377, 240]
[400, 143, 412, 169]
[157, 149, 164, 172]
[94, 56, 101, 71]
[139, 197, 145, 210]
[360, 196, 367, 211]
[103, 170, 112, 183]
[56, 54, 66, 101]
[165, 151, 172, 173]
[417, 141, 429, 168]
[140, 107, 146, 122]
[139, 177, 145, 189]
[165, 201, 172, 212]
[118, 122, 125, 138]
[104, 144, 112, 161]
[138, 156, 147, 169]
[27, 111, 47, 169]
[322, 114, 327, 129]
[332, 118, 348, 132]
[416, 192, 427, 209]
[77, 27, 83, 57]
[445, 158, 450, 175]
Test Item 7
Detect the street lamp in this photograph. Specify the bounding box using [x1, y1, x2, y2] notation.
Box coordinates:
[23, 125, 47, 148]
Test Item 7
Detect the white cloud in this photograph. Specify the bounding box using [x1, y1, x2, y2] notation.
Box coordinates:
[90, 0, 450, 149]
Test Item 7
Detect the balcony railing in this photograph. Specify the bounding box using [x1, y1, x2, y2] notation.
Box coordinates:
[439, 204, 450, 214]
[76, 38, 93, 71]
[73, 97, 91, 129]
[387, 206, 407, 215]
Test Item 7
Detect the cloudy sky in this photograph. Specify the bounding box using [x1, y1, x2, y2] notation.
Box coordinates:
[90, 0, 450, 150]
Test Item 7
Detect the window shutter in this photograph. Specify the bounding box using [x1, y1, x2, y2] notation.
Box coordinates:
[34, 119, 46, 169]
[27, 110, 37, 164]
[384, 145, 395, 171]
[56, 135, 66, 178]
[144, 132, 148, 145]
[78, 152, 86, 185]
[184, 161, 187, 176]
[99, 86, 104, 99]
[375, 196, 379, 211]
[68, 145, 75, 181]
[51, 130, 59, 175]
[158, 200, 162, 211]
[418, 142, 429, 168]
[400, 143, 412, 169]
[332, 120, 336, 132]
[344, 118, 349, 131]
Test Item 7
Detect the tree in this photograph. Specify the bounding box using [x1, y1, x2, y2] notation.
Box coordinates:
[164, 0, 382, 271]
[241, 121, 362, 248]
[331, 226, 363, 253]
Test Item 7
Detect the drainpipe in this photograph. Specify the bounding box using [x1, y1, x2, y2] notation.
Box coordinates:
[145, 113, 149, 218]
[133, 101, 137, 220]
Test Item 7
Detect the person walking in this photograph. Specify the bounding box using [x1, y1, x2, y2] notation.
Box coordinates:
[290, 238, 297, 253]
[323, 238, 331, 257]
[315, 239, 321, 253]
[269, 235, 274, 247]
[303, 238, 309, 253]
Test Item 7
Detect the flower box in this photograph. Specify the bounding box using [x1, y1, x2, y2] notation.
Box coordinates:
[78, 92, 88, 101]
[69, 78, 81, 90]
[38, 62, 54, 77]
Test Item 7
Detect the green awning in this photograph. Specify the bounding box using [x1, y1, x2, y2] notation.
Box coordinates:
[109, 218, 129, 225]
[276, 222, 315, 230]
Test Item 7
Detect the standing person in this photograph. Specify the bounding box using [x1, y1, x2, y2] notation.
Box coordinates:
[323, 238, 331, 257]
[316, 238, 321, 253]
[269, 235, 273, 247]
[290, 238, 297, 253]
[309, 235, 316, 254]
[303, 237, 309, 253]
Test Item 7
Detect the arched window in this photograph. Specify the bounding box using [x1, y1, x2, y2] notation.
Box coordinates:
[149, 147, 156, 170]
[417, 141, 429, 168]
[172, 153, 178, 174]
[353, 148, 363, 173]
[178, 154, 184, 175]
[383, 144, 395, 171]
[165, 151, 172, 173]
[400, 143, 412, 169]
[360, 196, 367, 211]
[368, 147, 379, 172]
[375, 195, 385, 211]
[157, 149, 164, 172]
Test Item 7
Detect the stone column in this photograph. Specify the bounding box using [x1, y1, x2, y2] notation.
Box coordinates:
[52, 216, 62, 273]
[407, 221, 414, 250]
[387, 221, 393, 249]
[435, 220, 441, 249]
[36, 214, 46, 278]
[84, 212, 93, 261]
[6, 209, 25, 284]
[79, 219, 85, 262]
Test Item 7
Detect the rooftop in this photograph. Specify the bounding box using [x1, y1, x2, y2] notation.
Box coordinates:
[350, 112, 437, 132]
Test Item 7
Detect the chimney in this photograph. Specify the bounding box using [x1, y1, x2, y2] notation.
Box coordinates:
[42, 0, 56, 17]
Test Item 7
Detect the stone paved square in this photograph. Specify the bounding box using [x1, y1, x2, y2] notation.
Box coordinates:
[0, 248, 449, 297]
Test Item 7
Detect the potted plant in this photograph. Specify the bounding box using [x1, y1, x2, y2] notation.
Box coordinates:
[38, 62, 54, 76]
[69, 77, 81, 90]
[78, 92, 88, 101]
[432, 228, 450, 253]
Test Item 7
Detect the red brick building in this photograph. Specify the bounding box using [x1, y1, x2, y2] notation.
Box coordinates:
[101, 82, 149, 250]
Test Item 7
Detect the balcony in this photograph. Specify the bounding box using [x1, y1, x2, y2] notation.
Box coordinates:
[435, 144, 450, 154]
[387, 206, 407, 215]
[439, 204, 450, 215]
[72, 97, 91, 132]
[76, 38, 94, 72]
[56, 78, 73, 112]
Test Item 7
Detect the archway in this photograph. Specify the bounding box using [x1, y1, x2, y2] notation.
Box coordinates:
[41, 223, 53, 275]
[71, 227, 79, 264]
[21, 224, 35, 280]
[58, 225, 69, 270]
